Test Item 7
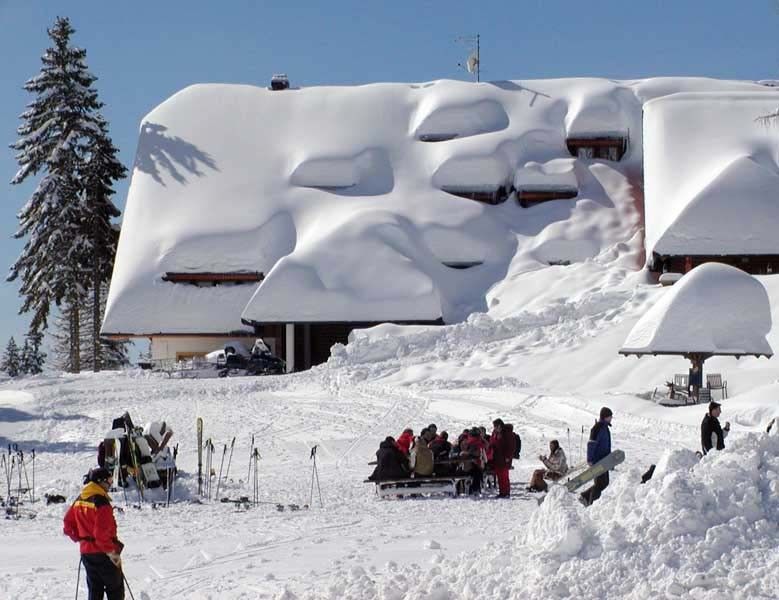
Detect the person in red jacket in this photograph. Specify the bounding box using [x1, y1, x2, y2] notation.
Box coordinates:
[63, 467, 125, 600]
[396, 428, 414, 455]
[489, 419, 514, 498]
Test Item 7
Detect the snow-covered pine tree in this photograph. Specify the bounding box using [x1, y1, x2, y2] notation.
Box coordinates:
[9, 17, 111, 374]
[81, 116, 126, 371]
[20, 330, 46, 374]
[1, 337, 22, 377]
[50, 303, 77, 372]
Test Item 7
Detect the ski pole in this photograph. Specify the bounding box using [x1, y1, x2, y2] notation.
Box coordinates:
[74, 557, 82, 600]
[122, 571, 137, 600]
[224, 437, 236, 484]
[247, 434, 255, 483]
[31, 449, 35, 504]
[215, 443, 227, 500]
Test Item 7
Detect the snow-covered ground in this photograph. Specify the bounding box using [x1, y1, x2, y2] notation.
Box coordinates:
[2, 267, 778, 599]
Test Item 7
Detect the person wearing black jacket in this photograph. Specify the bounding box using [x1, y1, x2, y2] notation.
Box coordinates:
[369, 437, 409, 481]
[701, 401, 729, 455]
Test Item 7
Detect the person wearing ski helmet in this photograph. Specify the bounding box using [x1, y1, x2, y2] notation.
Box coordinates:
[63, 467, 125, 599]
[580, 407, 613, 506]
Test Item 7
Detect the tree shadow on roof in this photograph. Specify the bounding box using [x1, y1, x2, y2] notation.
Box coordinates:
[134, 122, 218, 186]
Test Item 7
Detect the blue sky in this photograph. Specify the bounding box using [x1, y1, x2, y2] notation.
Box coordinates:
[0, 0, 777, 357]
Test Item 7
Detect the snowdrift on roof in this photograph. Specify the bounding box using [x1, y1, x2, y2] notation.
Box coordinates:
[620, 262, 773, 356]
[104, 78, 779, 336]
[653, 156, 779, 255]
[644, 91, 779, 258]
[514, 158, 578, 190]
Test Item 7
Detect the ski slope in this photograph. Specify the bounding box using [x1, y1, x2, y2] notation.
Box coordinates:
[0, 351, 777, 599]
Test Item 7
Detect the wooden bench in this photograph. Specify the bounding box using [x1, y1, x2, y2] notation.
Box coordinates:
[364, 475, 472, 498]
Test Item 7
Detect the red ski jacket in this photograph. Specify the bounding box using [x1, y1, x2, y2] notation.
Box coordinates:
[63, 482, 121, 555]
[396, 431, 414, 455]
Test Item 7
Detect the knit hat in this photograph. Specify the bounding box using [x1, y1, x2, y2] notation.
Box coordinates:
[600, 407, 613, 420]
[88, 467, 112, 484]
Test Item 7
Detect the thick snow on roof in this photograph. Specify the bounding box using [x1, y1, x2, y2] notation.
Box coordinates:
[514, 158, 578, 190]
[620, 263, 773, 356]
[103, 78, 776, 335]
[644, 92, 779, 257]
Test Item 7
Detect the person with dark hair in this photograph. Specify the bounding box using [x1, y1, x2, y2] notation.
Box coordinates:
[430, 431, 452, 474]
[701, 401, 729, 455]
[489, 419, 514, 498]
[527, 440, 568, 492]
[396, 428, 414, 455]
[63, 467, 125, 600]
[462, 427, 487, 495]
[369, 437, 409, 481]
[580, 407, 613, 506]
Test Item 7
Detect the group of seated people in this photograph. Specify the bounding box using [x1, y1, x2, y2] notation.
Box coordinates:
[368, 422, 516, 495]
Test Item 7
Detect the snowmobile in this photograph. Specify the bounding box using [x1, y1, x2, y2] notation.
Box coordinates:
[216, 339, 285, 377]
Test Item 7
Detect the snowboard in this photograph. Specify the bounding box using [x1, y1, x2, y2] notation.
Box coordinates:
[564, 450, 625, 492]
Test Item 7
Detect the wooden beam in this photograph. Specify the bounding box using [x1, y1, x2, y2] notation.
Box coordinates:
[162, 271, 264, 283]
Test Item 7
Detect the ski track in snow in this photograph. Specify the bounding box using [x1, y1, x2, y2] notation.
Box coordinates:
[0, 369, 723, 600]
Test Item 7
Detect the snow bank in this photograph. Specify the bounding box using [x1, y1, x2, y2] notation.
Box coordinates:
[312, 432, 779, 600]
[620, 263, 773, 356]
[432, 155, 510, 190]
[412, 97, 509, 140]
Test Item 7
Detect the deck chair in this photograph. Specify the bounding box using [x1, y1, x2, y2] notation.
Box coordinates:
[706, 373, 728, 399]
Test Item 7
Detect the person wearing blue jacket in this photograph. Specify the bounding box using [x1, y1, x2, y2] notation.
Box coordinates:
[581, 406, 613, 506]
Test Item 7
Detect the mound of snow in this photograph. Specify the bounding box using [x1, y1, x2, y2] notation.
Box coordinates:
[514, 158, 578, 190]
[620, 263, 773, 356]
[290, 157, 359, 188]
[654, 156, 779, 255]
[643, 91, 779, 258]
[432, 154, 511, 191]
[413, 98, 509, 140]
[314, 432, 779, 599]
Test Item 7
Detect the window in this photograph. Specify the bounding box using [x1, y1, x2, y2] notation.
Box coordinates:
[162, 272, 264, 287]
[567, 137, 627, 161]
[517, 189, 577, 208]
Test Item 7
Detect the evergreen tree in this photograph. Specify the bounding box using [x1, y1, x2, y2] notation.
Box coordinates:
[20, 330, 46, 374]
[82, 117, 126, 371]
[9, 17, 125, 373]
[1, 338, 22, 377]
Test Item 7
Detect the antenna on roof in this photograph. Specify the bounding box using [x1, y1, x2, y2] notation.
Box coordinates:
[455, 33, 480, 82]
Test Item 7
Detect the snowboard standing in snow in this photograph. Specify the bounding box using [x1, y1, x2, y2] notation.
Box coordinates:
[565, 449, 625, 492]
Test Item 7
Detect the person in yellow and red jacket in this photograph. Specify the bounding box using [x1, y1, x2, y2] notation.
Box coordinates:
[63, 467, 125, 600]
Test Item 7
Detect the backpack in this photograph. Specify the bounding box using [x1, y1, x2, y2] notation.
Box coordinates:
[513, 432, 521, 459]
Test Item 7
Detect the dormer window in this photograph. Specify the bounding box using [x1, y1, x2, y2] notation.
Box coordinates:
[566, 136, 627, 161]
[516, 188, 578, 208]
[440, 185, 509, 205]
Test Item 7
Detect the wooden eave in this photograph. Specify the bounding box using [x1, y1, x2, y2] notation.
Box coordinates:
[162, 271, 264, 283]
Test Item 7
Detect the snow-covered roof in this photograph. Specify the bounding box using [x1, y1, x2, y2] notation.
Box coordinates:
[103, 78, 778, 335]
[644, 92, 779, 257]
[620, 263, 773, 357]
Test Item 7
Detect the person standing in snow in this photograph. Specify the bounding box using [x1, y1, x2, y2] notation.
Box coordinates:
[63, 467, 125, 600]
[700, 401, 729, 455]
[580, 407, 613, 506]
[489, 419, 514, 498]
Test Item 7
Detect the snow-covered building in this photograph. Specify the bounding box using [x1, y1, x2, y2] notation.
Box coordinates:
[644, 92, 779, 275]
[102, 78, 779, 369]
